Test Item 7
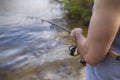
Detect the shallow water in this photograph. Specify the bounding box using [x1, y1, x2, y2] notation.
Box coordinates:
[0, 0, 86, 80]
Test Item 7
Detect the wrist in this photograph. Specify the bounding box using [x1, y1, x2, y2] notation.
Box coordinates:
[76, 34, 87, 56]
[75, 32, 85, 44]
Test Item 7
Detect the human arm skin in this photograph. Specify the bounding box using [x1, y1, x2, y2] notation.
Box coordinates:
[70, 0, 120, 66]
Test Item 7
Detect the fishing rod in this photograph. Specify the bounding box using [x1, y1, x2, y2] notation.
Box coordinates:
[27, 16, 79, 56]
[27, 16, 87, 66]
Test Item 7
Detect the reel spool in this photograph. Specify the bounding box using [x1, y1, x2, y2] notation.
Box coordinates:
[69, 45, 79, 56]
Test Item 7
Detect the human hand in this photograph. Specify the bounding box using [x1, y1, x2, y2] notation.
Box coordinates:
[70, 28, 83, 42]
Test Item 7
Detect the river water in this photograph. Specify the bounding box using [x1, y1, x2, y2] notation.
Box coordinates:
[0, 0, 86, 80]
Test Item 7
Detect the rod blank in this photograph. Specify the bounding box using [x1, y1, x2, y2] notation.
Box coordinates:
[27, 16, 71, 33]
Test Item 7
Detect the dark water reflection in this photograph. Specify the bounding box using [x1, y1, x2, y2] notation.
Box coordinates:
[0, 0, 86, 80]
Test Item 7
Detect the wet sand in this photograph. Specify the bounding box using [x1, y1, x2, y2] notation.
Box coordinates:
[1, 57, 85, 80]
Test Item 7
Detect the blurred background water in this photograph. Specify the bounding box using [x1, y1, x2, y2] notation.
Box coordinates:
[0, 0, 86, 80]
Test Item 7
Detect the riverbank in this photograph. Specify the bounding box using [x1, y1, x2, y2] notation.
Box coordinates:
[0, 56, 86, 80]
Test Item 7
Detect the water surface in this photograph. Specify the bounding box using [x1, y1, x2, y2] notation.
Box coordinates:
[0, 0, 85, 80]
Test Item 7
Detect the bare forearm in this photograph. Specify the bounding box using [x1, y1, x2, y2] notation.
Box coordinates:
[75, 15, 120, 66]
[76, 34, 107, 66]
